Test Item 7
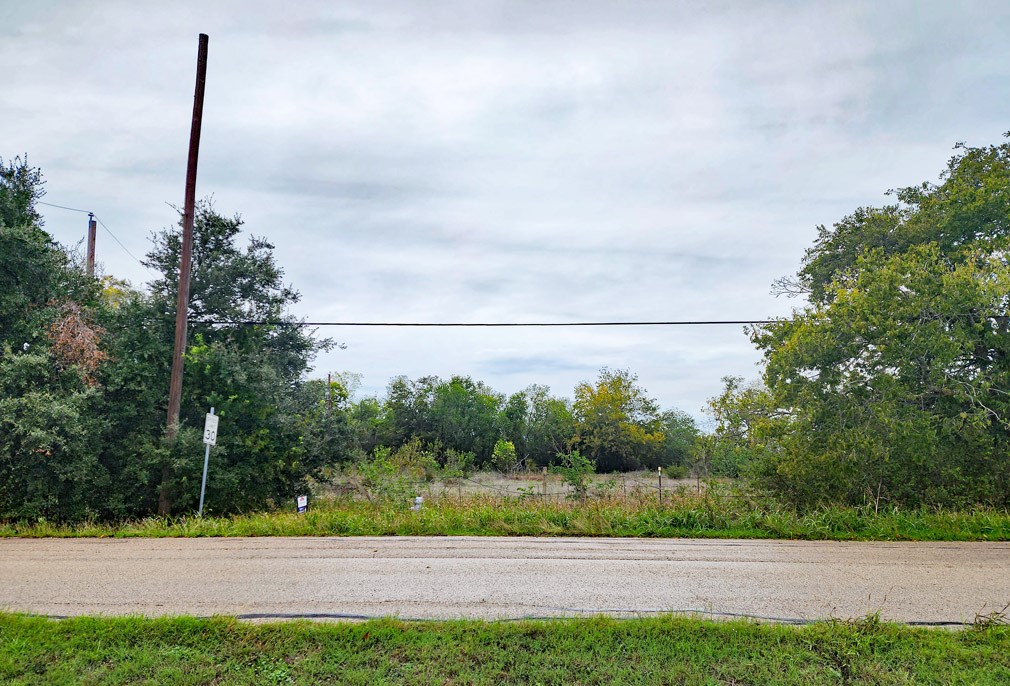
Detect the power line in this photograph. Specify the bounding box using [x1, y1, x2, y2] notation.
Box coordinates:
[37, 200, 153, 273]
[37, 200, 90, 214]
[190, 312, 1004, 328]
[192, 319, 778, 327]
[93, 215, 150, 270]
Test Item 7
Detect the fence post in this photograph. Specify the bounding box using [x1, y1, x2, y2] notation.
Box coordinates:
[542, 466, 548, 501]
[658, 466, 663, 505]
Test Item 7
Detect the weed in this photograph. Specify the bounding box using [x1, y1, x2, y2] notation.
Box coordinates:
[551, 451, 595, 500]
[2, 477, 1010, 541]
[973, 603, 1010, 631]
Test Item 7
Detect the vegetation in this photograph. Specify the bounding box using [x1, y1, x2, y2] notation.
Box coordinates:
[5, 137, 1010, 523]
[713, 138, 1010, 511]
[2, 486, 1008, 541]
[367, 368, 696, 473]
[0, 155, 346, 521]
[0, 158, 700, 523]
[1, 613, 1007, 685]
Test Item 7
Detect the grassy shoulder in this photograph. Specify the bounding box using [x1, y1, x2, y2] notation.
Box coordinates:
[2, 492, 1009, 541]
[2, 613, 1008, 685]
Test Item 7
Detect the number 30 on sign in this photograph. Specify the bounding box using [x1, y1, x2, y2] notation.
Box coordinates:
[203, 413, 219, 446]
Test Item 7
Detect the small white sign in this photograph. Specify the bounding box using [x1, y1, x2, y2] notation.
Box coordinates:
[203, 413, 219, 446]
[296, 495, 308, 513]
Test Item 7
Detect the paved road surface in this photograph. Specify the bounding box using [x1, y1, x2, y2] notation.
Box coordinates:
[1, 537, 1007, 623]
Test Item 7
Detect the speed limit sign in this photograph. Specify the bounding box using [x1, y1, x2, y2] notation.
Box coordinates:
[203, 412, 219, 446]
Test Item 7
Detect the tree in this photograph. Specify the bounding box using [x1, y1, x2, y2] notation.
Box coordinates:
[752, 139, 1010, 509]
[0, 159, 346, 520]
[377, 374, 504, 466]
[703, 376, 777, 478]
[0, 158, 97, 350]
[114, 200, 338, 515]
[656, 409, 698, 471]
[491, 439, 519, 473]
[0, 158, 109, 520]
[778, 140, 1010, 304]
[428, 376, 502, 465]
[0, 348, 108, 520]
[381, 375, 439, 448]
[572, 368, 665, 472]
[501, 385, 576, 468]
[145, 201, 323, 382]
[0, 155, 44, 231]
[347, 396, 384, 458]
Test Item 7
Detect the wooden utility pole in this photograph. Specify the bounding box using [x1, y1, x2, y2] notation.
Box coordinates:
[85, 213, 97, 277]
[161, 33, 209, 515]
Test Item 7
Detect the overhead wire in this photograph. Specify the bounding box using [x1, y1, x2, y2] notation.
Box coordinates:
[190, 319, 779, 328]
[36, 200, 91, 214]
[93, 215, 150, 270]
[37, 201, 782, 325]
[36, 202, 1005, 331]
[37, 200, 154, 274]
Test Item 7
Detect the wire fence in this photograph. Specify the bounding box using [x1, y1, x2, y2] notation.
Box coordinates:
[321, 470, 771, 504]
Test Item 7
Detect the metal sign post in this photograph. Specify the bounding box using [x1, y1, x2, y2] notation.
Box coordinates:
[199, 407, 218, 516]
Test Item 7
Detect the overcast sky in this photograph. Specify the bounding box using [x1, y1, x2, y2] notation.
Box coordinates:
[4, 1, 1009, 420]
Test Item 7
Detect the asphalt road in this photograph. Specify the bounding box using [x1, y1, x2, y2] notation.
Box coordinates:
[1, 537, 1007, 623]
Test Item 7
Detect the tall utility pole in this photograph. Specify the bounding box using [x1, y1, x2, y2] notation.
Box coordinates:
[161, 33, 209, 515]
[85, 212, 97, 277]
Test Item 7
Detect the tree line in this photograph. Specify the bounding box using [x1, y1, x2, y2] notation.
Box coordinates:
[342, 368, 698, 474]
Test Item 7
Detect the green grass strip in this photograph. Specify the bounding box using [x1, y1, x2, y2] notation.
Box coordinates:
[1, 613, 1007, 685]
[2, 496, 1009, 541]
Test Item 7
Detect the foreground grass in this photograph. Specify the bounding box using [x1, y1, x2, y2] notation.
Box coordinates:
[2, 493, 1009, 541]
[1, 613, 1007, 685]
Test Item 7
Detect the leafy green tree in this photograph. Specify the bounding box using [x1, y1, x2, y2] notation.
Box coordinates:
[491, 439, 519, 473]
[0, 155, 43, 231]
[1, 160, 347, 520]
[0, 158, 97, 351]
[572, 368, 665, 472]
[381, 375, 439, 447]
[89, 200, 340, 516]
[498, 391, 530, 460]
[777, 140, 1010, 304]
[703, 376, 777, 478]
[0, 158, 113, 521]
[0, 348, 108, 520]
[145, 201, 323, 380]
[429, 376, 503, 464]
[499, 385, 576, 468]
[377, 374, 504, 466]
[656, 409, 698, 471]
[753, 139, 1010, 509]
[347, 396, 385, 458]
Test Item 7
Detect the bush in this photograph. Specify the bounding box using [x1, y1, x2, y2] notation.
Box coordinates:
[552, 450, 595, 500]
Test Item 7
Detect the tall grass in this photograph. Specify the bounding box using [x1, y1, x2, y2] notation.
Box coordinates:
[2, 488, 1008, 540]
[1, 612, 1008, 685]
